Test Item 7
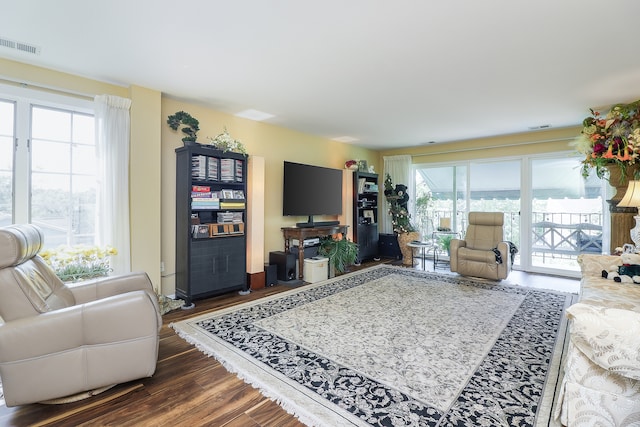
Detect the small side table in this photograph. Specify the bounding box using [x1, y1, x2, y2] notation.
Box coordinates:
[406, 241, 434, 270]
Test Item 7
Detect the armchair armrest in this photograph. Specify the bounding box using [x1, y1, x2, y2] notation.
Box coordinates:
[0, 290, 160, 362]
[449, 239, 466, 272]
[496, 241, 511, 277]
[67, 272, 154, 303]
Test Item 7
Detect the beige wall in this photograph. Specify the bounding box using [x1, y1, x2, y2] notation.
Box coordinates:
[160, 97, 379, 295]
[2, 58, 586, 297]
[377, 126, 582, 164]
[129, 85, 162, 290]
[1, 58, 163, 291]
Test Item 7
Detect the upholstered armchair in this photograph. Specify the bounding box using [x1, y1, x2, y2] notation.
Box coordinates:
[0, 224, 161, 407]
[450, 212, 511, 280]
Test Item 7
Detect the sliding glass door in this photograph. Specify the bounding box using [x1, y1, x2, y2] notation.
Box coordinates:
[468, 161, 521, 267]
[527, 156, 604, 273]
[414, 154, 606, 276]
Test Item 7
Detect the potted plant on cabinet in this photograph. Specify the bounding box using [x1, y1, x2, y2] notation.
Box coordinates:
[318, 236, 358, 277]
[167, 111, 200, 144]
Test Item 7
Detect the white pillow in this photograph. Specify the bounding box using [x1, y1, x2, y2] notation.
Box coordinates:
[567, 302, 640, 380]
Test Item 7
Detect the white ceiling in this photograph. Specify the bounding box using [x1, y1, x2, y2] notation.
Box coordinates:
[1, 0, 640, 150]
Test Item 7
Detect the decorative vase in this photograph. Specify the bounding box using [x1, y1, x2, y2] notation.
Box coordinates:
[607, 164, 639, 204]
[606, 164, 640, 253]
[397, 231, 420, 266]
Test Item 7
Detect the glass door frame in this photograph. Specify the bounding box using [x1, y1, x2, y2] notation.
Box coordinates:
[413, 151, 607, 278]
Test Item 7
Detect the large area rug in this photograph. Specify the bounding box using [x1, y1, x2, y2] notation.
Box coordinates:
[171, 265, 576, 426]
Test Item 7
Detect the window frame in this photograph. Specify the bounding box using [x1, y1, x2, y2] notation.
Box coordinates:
[0, 83, 95, 246]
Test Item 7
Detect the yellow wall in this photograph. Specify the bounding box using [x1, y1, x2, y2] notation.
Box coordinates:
[160, 98, 379, 295]
[2, 58, 587, 297]
[1, 58, 163, 291]
[129, 85, 162, 289]
[377, 126, 582, 165]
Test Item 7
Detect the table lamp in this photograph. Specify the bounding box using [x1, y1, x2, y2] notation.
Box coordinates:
[439, 217, 451, 231]
[617, 180, 640, 249]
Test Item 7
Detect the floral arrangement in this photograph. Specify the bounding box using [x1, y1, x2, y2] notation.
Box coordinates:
[383, 174, 416, 234]
[344, 159, 358, 169]
[40, 245, 117, 282]
[572, 99, 640, 180]
[207, 127, 247, 154]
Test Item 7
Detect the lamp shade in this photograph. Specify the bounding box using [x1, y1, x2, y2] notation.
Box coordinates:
[617, 180, 640, 208]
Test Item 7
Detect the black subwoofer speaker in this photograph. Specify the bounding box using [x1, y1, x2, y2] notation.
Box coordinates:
[264, 263, 277, 286]
[269, 251, 296, 281]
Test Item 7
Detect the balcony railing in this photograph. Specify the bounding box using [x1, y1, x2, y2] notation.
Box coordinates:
[415, 210, 603, 260]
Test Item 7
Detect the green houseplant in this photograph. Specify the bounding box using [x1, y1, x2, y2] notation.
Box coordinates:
[318, 236, 358, 275]
[167, 111, 200, 144]
[437, 234, 455, 256]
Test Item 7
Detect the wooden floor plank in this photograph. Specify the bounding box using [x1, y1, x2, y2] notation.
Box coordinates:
[0, 260, 578, 426]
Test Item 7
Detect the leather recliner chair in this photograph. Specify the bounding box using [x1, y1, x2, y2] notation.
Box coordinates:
[450, 212, 511, 280]
[0, 224, 161, 407]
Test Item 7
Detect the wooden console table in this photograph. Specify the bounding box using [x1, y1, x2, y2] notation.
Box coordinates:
[281, 225, 349, 280]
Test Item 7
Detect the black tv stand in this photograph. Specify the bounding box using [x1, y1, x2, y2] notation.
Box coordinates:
[282, 224, 349, 279]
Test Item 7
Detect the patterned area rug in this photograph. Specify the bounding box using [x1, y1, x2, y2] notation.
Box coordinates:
[171, 265, 575, 426]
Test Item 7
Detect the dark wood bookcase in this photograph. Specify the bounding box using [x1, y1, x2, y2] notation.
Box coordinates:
[353, 171, 379, 263]
[175, 144, 248, 307]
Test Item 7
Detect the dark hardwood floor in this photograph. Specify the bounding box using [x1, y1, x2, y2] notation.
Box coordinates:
[0, 259, 578, 426]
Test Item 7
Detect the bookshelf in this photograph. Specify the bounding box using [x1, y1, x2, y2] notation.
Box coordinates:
[175, 144, 248, 307]
[353, 171, 379, 263]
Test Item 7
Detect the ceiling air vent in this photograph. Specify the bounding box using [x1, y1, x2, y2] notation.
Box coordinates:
[0, 37, 41, 55]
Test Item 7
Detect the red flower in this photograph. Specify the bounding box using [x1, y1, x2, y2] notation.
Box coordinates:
[593, 143, 607, 154]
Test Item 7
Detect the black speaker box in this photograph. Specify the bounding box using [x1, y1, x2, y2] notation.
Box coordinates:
[264, 263, 277, 286]
[379, 233, 402, 259]
[269, 251, 296, 281]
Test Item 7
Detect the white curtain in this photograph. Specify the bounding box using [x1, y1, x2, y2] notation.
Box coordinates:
[382, 155, 413, 234]
[94, 95, 132, 275]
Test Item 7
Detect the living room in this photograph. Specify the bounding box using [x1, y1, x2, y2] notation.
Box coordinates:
[1, 2, 639, 425]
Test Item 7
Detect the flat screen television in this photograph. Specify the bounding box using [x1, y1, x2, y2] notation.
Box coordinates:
[283, 161, 343, 227]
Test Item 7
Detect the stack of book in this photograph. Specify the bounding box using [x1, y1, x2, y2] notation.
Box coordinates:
[216, 212, 243, 223]
[191, 185, 220, 210]
[220, 200, 245, 209]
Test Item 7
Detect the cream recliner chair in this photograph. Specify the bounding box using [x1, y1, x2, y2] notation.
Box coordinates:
[450, 212, 511, 280]
[0, 224, 161, 407]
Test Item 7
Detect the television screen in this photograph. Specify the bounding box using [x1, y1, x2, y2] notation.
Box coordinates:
[283, 161, 343, 223]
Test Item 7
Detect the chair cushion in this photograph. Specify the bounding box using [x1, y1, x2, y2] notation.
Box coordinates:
[468, 212, 504, 226]
[464, 212, 504, 251]
[0, 225, 75, 320]
[0, 224, 44, 269]
[458, 247, 497, 263]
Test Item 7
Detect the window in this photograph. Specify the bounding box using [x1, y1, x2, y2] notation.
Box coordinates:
[2, 85, 96, 248]
[0, 99, 14, 227]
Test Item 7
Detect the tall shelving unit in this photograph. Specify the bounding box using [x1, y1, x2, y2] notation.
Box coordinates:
[353, 171, 379, 263]
[175, 144, 248, 308]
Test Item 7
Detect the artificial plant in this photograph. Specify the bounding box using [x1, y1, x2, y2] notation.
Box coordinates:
[167, 111, 200, 143]
[318, 236, 359, 274]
